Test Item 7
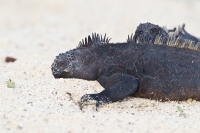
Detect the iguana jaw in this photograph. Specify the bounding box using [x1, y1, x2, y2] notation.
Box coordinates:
[52, 70, 73, 79]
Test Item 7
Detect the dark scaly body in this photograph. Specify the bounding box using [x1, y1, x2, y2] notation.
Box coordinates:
[51, 32, 200, 108]
[95, 43, 200, 101]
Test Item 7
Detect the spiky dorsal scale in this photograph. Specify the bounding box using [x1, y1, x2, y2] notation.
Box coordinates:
[77, 33, 111, 48]
[127, 33, 134, 43]
[153, 35, 200, 51]
[127, 33, 200, 51]
[165, 24, 186, 37]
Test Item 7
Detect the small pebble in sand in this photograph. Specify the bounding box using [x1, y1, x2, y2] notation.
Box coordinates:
[5, 56, 17, 62]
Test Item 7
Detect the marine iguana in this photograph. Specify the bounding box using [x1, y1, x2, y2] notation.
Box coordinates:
[131, 22, 200, 48]
[51, 32, 200, 108]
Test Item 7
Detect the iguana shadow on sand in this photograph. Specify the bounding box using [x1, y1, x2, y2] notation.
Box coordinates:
[51, 23, 200, 109]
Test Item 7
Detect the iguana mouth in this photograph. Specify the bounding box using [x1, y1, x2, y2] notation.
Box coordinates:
[53, 71, 72, 78]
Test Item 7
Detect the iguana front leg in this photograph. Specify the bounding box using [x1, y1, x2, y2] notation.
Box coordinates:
[81, 66, 138, 109]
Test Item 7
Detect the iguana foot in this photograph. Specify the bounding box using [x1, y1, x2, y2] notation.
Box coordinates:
[80, 72, 138, 110]
[81, 93, 110, 110]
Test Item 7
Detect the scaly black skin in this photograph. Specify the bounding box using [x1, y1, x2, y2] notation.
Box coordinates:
[51, 35, 200, 108]
[133, 22, 200, 44]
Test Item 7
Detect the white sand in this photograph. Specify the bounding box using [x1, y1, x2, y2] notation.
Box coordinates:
[1, 0, 200, 132]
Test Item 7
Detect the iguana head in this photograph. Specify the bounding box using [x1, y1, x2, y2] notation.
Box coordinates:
[133, 22, 168, 43]
[51, 33, 111, 80]
[51, 48, 98, 80]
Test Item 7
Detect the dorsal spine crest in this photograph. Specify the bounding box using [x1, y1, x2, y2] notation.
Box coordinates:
[154, 35, 200, 51]
[77, 33, 111, 48]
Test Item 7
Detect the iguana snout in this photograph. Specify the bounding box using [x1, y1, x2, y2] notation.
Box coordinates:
[51, 52, 76, 78]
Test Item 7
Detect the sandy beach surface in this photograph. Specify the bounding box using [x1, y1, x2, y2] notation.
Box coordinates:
[1, 0, 200, 132]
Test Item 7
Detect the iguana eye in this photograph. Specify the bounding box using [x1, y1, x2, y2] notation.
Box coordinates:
[136, 31, 143, 35]
[150, 28, 159, 34]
